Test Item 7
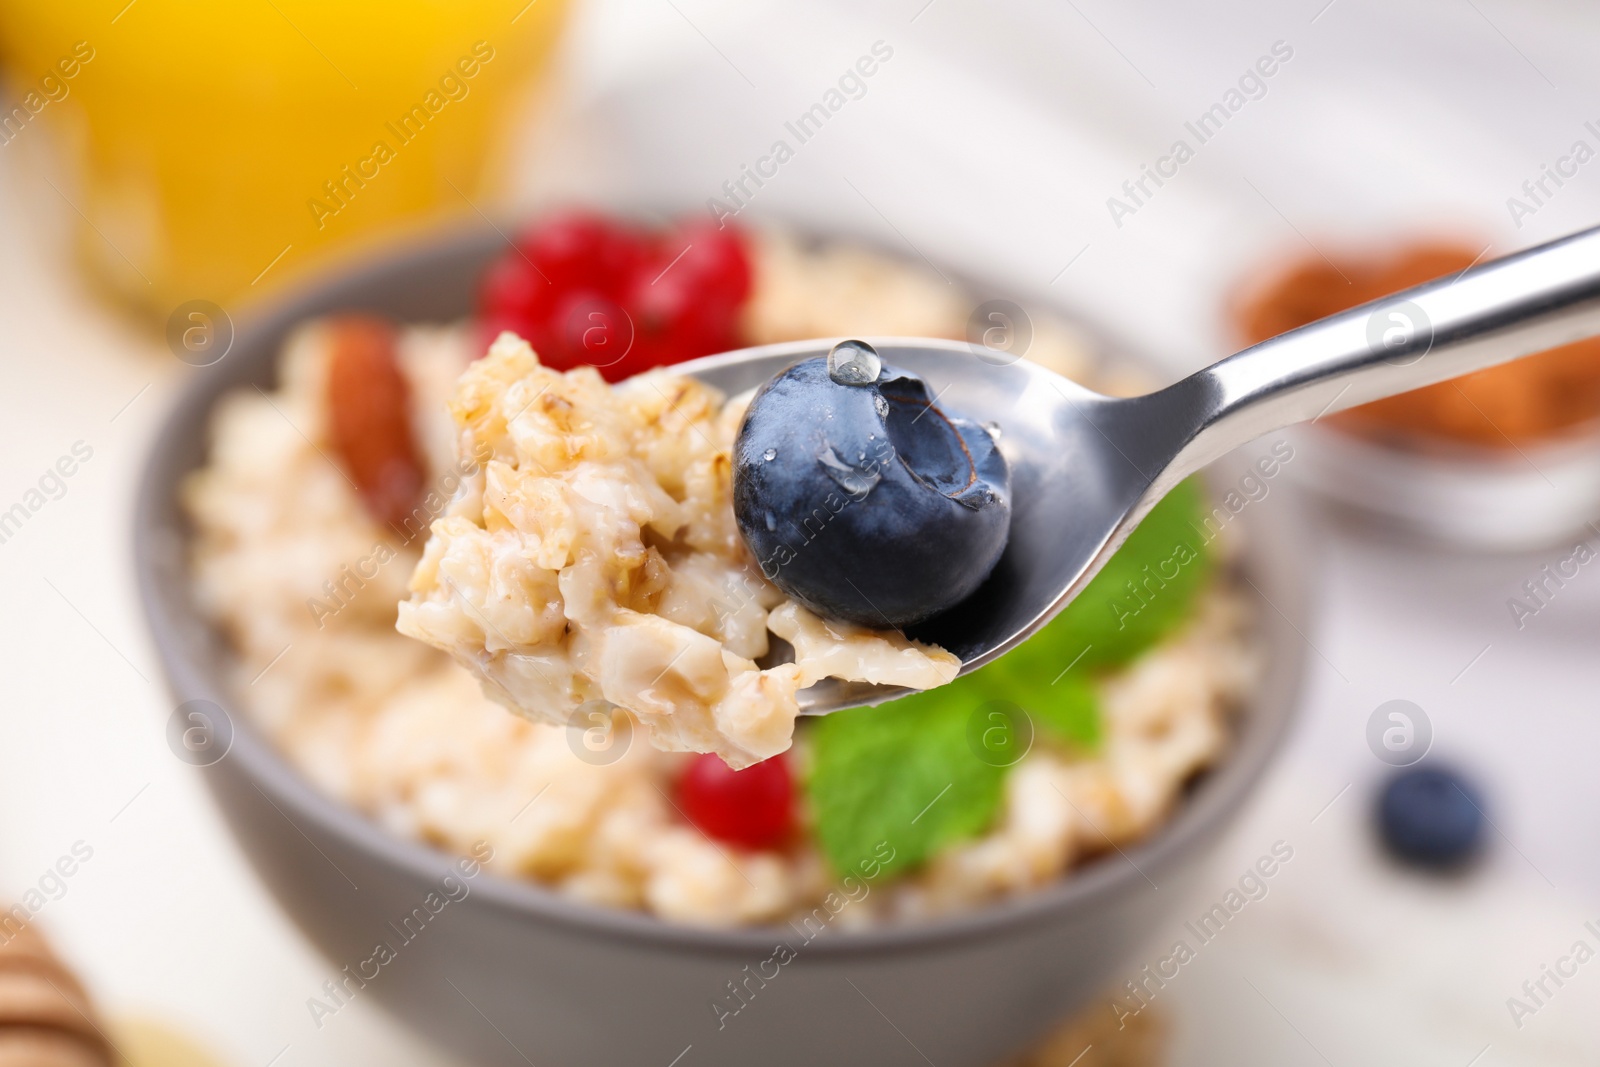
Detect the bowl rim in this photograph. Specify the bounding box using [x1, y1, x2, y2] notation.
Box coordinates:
[133, 220, 1311, 957]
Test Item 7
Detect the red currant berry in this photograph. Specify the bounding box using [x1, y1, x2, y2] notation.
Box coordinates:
[475, 212, 753, 381]
[546, 289, 636, 374]
[478, 251, 552, 337]
[521, 211, 646, 297]
[675, 752, 795, 850]
[668, 219, 753, 304]
[622, 229, 751, 368]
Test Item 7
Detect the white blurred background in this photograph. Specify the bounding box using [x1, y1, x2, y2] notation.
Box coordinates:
[3, 0, 1600, 1063]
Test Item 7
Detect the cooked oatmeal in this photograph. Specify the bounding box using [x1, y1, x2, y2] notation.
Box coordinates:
[394, 334, 958, 768]
[183, 229, 1256, 926]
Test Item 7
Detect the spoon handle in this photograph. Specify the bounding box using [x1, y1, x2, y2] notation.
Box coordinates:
[1163, 223, 1600, 480]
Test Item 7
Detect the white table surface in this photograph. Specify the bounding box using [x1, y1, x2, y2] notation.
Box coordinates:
[3, 1, 1599, 1064]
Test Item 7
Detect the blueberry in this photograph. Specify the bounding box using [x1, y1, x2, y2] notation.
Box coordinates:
[1375, 765, 1486, 869]
[732, 341, 1011, 628]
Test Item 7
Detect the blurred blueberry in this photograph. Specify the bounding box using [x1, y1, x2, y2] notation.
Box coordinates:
[732, 343, 1011, 628]
[1375, 765, 1486, 869]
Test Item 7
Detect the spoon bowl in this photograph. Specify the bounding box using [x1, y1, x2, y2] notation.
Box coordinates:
[676, 337, 1132, 714]
[688, 222, 1600, 714]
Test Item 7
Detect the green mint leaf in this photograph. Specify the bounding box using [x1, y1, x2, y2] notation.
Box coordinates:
[1045, 476, 1211, 669]
[807, 639, 1102, 879]
[806, 655, 1101, 880]
[807, 679, 1006, 881]
[804, 478, 1211, 880]
[1029, 674, 1099, 749]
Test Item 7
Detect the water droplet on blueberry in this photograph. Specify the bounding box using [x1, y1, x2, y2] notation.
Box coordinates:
[763, 448, 777, 462]
[818, 445, 882, 500]
[828, 339, 882, 386]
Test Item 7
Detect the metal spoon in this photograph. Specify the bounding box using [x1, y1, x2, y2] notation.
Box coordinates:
[676, 223, 1600, 714]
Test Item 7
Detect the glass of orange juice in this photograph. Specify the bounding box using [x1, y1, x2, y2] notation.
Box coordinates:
[0, 0, 568, 318]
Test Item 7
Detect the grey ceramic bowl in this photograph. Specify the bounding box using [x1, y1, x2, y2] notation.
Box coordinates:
[134, 228, 1310, 1067]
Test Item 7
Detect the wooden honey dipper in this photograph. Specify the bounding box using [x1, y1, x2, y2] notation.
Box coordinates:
[0, 925, 112, 1067]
